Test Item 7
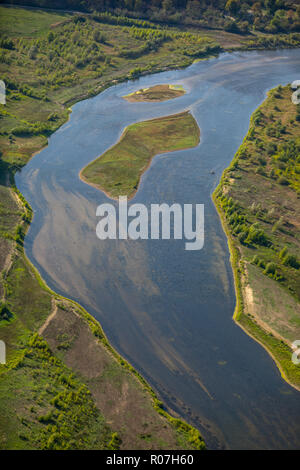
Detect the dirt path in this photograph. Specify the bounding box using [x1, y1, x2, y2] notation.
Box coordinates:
[39, 298, 58, 335]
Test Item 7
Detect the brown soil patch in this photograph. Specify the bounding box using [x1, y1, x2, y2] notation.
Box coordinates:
[123, 84, 185, 103]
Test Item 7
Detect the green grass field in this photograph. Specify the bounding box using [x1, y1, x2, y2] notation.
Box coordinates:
[81, 111, 200, 199]
[0, 6, 71, 37]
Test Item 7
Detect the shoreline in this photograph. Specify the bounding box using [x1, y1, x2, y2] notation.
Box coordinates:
[212, 190, 300, 394]
[211, 84, 300, 393]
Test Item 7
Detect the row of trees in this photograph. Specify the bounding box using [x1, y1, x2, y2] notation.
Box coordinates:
[6, 0, 300, 33]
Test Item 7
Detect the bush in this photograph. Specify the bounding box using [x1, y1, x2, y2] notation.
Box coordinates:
[108, 432, 121, 450]
[279, 246, 288, 259]
[0, 302, 13, 321]
[15, 224, 24, 244]
[246, 224, 270, 247]
[282, 254, 300, 269]
[93, 30, 106, 43]
[0, 37, 14, 50]
[238, 231, 248, 244]
[278, 176, 289, 185]
[264, 262, 276, 275]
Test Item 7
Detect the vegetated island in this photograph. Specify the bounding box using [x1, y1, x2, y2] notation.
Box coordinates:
[213, 85, 300, 390]
[80, 111, 200, 199]
[123, 84, 185, 103]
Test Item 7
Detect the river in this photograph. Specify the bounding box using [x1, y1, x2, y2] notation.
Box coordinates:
[16, 49, 300, 449]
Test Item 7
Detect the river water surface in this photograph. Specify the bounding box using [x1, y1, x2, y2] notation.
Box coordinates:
[16, 49, 300, 449]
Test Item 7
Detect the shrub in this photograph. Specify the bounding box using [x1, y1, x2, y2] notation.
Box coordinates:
[278, 176, 289, 185]
[15, 224, 24, 244]
[238, 231, 247, 244]
[282, 254, 300, 269]
[0, 302, 13, 321]
[108, 432, 121, 450]
[264, 262, 276, 275]
[279, 246, 288, 260]
[38, 411, 54, 424]
[246, 224, 270, 247]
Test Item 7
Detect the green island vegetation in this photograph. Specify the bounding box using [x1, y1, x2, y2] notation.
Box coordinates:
[213, 85, 300, 389]
[0, 0, 300, 449]
[123, 84, 185, 102]
[80, 111, 200, 199]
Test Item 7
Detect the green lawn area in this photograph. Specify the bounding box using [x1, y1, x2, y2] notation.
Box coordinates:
[80, 111, 200, 199]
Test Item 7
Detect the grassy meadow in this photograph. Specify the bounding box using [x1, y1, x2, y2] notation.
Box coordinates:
[80, 111, 200, 199]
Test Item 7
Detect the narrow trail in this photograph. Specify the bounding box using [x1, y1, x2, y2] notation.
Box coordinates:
[39, 298, 58, 335]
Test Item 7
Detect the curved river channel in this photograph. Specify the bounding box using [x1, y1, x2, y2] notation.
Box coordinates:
[16, 49, 300, 449]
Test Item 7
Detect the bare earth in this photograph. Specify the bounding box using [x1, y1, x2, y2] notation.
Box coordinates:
[123, 84, 185, 103]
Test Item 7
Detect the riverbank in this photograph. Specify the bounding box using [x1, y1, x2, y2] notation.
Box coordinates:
[213, 85, 300, 391]
[80, 111, 200, 200]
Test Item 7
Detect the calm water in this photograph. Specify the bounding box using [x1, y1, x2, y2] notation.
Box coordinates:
[16, 49, 300, 449]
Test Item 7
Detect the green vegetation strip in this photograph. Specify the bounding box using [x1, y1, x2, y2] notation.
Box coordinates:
[80, 111, 200, 199]
[213, 85, 300, 390]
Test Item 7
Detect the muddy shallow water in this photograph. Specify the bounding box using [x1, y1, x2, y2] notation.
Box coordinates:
[16, 49, 300, 449]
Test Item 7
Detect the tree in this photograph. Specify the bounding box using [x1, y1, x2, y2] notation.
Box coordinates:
[186, 0, 200, 18]
[28, 45, 38, 60]
[224, 19, 240, 33]
[225, 0, 240, 15]
[265, 0, 276, 14]
[162, 0, 174, 12]
[47, 31, 54, 42]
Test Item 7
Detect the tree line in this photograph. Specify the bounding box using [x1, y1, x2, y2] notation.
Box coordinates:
[3, 0, 300, 33]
